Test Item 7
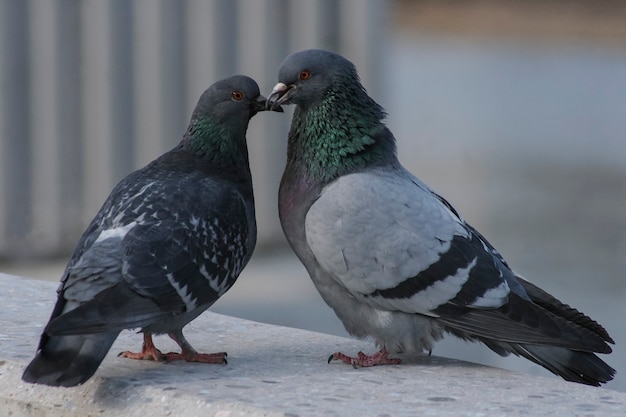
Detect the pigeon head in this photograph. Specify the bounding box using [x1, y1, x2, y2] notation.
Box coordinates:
[193, 75, 271, 127]
[184, 75, 281, 156]
[267, 50, 393, 183]
[266, 49, 363, 111]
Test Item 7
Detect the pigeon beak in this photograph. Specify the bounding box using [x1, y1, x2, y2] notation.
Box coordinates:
[266, 82, 295, 111]
[253, 94, 283, 115]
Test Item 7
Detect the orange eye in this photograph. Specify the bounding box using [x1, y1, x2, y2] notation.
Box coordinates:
[232, 90, 244, 101]
[299, 70, 311, 80]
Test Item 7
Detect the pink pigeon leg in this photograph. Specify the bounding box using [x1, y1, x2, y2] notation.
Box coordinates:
[118, 333, 165, 361]
[161, 329, 227, 364]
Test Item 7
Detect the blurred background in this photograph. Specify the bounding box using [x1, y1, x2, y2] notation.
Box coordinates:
[1, 0, 624, 391]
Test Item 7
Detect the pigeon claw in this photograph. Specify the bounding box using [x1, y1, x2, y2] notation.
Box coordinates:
[328, 350, 401, 367]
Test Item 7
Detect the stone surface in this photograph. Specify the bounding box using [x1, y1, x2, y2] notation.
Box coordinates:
[1, 273, 624, 417]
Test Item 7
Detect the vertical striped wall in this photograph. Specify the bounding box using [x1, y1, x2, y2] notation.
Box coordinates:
[0, 0, 386, 259]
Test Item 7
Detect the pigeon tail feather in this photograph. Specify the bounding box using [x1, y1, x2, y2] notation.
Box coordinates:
[512, 343, 615, 387]
[441, 295, 616, 386]
[22, 332, 119, 387]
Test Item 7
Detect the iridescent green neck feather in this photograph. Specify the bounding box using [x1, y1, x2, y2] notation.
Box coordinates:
[287, 84, 397, 184]
[181, 115, 249, 165]
[175, 115, 251, 183]
[185, 117, 237, 155]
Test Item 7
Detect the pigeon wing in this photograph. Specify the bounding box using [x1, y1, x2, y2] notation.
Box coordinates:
[46, 176, 251, 335]
[306, 168, 511, 316]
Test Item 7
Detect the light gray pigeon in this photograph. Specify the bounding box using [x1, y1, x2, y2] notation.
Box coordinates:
[22, 75, 280, 387]
[266, 49, 615, 386]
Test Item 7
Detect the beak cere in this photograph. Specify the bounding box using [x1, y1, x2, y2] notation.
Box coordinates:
[266, 82, 294, 111]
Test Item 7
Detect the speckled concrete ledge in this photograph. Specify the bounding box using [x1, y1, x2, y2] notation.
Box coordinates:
[1, 273, 624, 417]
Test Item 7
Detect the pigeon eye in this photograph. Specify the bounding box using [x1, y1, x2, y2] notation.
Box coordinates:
[299, 70, 311, 80]
[231, 91, 244, 101]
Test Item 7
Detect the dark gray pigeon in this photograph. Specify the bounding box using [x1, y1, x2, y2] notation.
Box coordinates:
[22, 75, 279, 387]
[266, 49, 615, 386]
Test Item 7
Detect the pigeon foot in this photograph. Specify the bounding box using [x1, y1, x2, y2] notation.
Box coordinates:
[118, 333, 227, 364]
[118, 333, 165, 361]
[328, 350, 401, 367]
[165, 329, 227, 364]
